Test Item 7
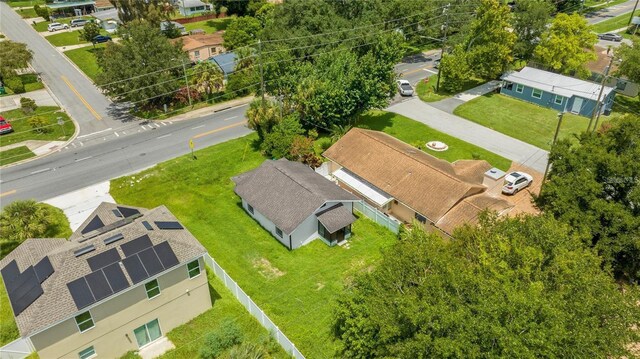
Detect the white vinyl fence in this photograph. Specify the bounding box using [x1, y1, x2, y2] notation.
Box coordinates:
[0, 337, 34, 359]
[354, 201, 401, 234]
[203, 254, 305, 359]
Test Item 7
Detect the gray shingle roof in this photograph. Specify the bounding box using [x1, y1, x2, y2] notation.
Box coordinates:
[232, 159, 359, 234]
[316, 203, 356, 234]
[0, 203, 206, 337]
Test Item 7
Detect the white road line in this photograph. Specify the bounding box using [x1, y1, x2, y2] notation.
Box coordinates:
[114, 132, 120, 137]
[223, 116, 238, 121]
[31, 168, 51, 175]
[191, 125, 205, 130]
[168, 121, 173, 124]
[161, 122, 167, 126]
[75, 156, 93, 162]
[141, 126, 147, 131]
[154, 123, 161, 128]
[122, 131, 127, 135]
[423, 68, 438, 74]
[79, 142, 84, 147]
[71, 143, 77, 148]
[157, 134, 172, 139]
[77, 128, 113, 139]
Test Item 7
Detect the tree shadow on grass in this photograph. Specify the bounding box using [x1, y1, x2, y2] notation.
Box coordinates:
[355, 111, 395, 132]
[206, 18, 232, 31]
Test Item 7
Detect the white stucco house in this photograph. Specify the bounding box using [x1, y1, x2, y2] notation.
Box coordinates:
[177, 0, 212, 16]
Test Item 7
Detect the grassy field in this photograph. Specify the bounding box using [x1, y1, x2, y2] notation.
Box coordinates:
[182, 18, 233, 34]
[64, 45, 105, 81]
[16, 7, 37, 18]
[592, 10, 640, 33]
[46, 30, 84, 47]
[356, 110, 512, 170]
[0, 146, 35, 166]
[415, 74, 486, 102]
[1, 74, 44, 95]
[454, 94, 593, 150]
[0, 107, 75, 147]
[160, 273, 288, 359]
[7, 0, 44, 7]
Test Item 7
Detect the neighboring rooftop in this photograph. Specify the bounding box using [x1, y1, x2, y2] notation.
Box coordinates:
[501, 66, 615, 101]
[160, 20, 186, 32]
[232, 159, 359, 234]
[209, 52, 237, 76]
[0, 203, 206, 337]
[171, 32, 224, 52]
[179, 0, 209, 7]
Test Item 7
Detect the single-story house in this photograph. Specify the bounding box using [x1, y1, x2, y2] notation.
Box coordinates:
[171, 32, 225, 62]
[177, 0, 212, 16]
[323, 128, 513, 235]
[47, 0, 95, 17]
[232, 159, 361, 249]
[209, 52, 237, 78]
[94, 0, 114, 11]
[500, 66, 616, 117]
[587, 46, 639, 98]
[0, 203, 211, 358]
[92, 8, 119, 33]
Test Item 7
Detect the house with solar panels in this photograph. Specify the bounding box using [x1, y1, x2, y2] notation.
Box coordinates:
[0, 203, 211, 358]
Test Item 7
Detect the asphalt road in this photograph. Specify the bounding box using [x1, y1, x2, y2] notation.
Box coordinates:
[586, 0, 638, 24]
[0, 1, 121, 135]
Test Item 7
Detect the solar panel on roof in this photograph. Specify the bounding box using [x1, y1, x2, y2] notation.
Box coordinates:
[74, 245, 96, 257]
[67, 277, 95, 310]
[104, 233, 124, 245]
[120, 234, 153, 257]
[4, 266, 46, 315]
[81, 215, 105, 234]
[103, 263, 129, 292]
[34, 257, 54, 283]
[122, 255, 149, 284]
[138, 247, 164, 277]
[10, 282, 43, 316]
[154, 221, 184, 230]
[6, 266, 36, 294]
[142, 221, 154, 230]
[117, 206, 141, 218]
[86, 270, 113, 301]
[112, 209, 123, 218]
[1, 260, 20, 283]
[153, 241, 179, 269]
[87, 248, 121, 272]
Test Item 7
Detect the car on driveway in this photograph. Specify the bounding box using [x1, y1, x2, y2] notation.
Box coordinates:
[502, 171, 533, 195]
[70, 19, 88, 28]
[0, 117, 14, 135]
[92, 35, 112, 44]
[598, 33, 623, 42]
[397, 80, 414, 96]
[48, 22, 69, 32]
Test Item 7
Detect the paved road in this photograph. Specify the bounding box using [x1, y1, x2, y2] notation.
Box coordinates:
[0, 2, 122, 135]
[0, 106, 250, 203]
[586, 0, 638, 24]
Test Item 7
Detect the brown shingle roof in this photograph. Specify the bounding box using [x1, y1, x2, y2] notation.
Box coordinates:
[323, 128, 489, 222]
[172, 32, 225, 52]
[316, 203, 356, 234]
[436, 194, 513, 234]
[0, 203, 206, 337]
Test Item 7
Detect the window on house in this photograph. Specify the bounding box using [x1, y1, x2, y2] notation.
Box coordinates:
[78, 346, 96, 359]
[414, 212, 427, 224]
[145, 279, 160, 299]
[532, 88, 543, 99]
[247, 204, 254, 214]
[194, 50, 200, 58]
[187, 260, 200, 278]
[515, 84, 524, 93]
[275, 227, 283, 238]
[75, 311, 94, 332]
[554, 95, 564, 105]
[503, 81, 513, 90]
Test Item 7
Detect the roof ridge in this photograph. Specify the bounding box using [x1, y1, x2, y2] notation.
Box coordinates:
[272, 161, 323, 200]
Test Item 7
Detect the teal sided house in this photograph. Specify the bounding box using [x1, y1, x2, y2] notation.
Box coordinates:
[500, 67, 616, 117]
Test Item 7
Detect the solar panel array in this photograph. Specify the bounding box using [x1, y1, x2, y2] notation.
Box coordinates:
[121, 237, 179, 284]
[117, 206, 141, 218]
[1, 257, 53, 316]
[81, 216, 105, 234]
[154, 221, 184, 230]
[67, 261, 130, 310]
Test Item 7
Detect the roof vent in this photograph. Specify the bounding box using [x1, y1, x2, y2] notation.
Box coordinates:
[104, 233, 124, 245]
[74, 245, 96, 257]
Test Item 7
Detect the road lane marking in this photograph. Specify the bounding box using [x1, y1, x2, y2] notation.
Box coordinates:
[77, 128, 112, 138]
[75, 156, 92, 162]
[191, 125, 205, 130]
[31, 168, 51, 175]
[157, 134, 172, 139]
[71, 143, 77, 148]
[193, 121, 246, 140]
[402, 66, 431, 76]
[423, 68, 438, 74]
[61, 75, 102, 120]
[122, 131, 127, 135]
[80, 142, 84, 146]
[114, 132, 120, 137]
[161, 122, 167, 126]
[223, 116, 238, 121]
[0, 190, 16, 198]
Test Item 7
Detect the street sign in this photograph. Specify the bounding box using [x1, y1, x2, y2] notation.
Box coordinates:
[189, 139, 194, 149]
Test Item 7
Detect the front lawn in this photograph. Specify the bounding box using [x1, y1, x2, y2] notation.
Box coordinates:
[32, 16, 93, 32]
[182, 18, 233, 34]
[357, 110, 512, 170]
[111, 134, 399, 359]
[592, 10, 640, 33]
[46, 29, 112, 47]
[0, 146, 35, 166]
[7, 0, 45, 7]
[1, 74, 44, 95]
[415, 74, 486, 102]
[64, 45, 105, 81]
[16, 7, 37, 18]
[0, 106, 75, 147]
[454, 93, 591, 150]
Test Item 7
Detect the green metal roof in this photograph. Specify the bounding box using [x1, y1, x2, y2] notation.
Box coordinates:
[46, 1, 95, 9]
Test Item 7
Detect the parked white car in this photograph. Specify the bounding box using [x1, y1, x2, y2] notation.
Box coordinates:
[502, 171, 533, 195]
[48, 22, 69, 32]
[397, 79, 414, 96]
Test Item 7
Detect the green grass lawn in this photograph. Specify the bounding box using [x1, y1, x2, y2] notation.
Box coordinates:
[592, 10, 640, 33]
[64, 45, 105, 81]
[454, 93, 592, 150]
[356, 110, 512, 170]
[1, 74, 44, 95]
[415, 74, 486, 102]
[46, 30, 84, 47]
[7, 0, 44, 7]
[0, 107, 75, 147]
[160, 272, 288, 359]
[182, 18, 233, 34]
[0, 146, 35, 166]
[111, 134, 399, 359]
[17, 7, 38, 18]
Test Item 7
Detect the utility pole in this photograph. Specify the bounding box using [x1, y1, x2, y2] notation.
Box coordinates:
[542, 112, 564, 186]
[627, 0, 639, 26]
[181, 59, 192, 107]
[588, 55, 614, 132]
[435, 3, 450, 93]
[258, 39, 265, 103]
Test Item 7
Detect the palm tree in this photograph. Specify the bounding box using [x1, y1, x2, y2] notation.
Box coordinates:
[191, 61, 224, 96]
[0, 200, 52, 257]
[330, 123, 352, 143]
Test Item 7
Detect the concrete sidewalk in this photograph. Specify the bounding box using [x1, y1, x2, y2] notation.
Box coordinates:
[159, 95, 254, 122]
[387, 98, 549, 173]
[0, 88, 57, 111]
[429, 80, 501, 114]
[44, 181, 115, 231]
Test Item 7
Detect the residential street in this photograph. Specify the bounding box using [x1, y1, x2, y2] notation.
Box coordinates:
[586, 0, 638, 24]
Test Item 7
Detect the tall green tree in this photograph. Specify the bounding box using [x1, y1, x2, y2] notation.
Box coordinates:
[222, 16, 262, 50]
[533, 13, 597, 78]
[615, 38, 640, 92]
[261, 114, 304, 158]
[463, 0, 516, 79]
[334, 214, 640, 358]
[79, 22, 101, 44]
[511, 0, 553, 61]
[246, 98, 281, 140]
[96, 21, 187, 106]
[190, 61, 224, 96]
[536, 115, 640, 281]
[0, 41, 33, 79]
[440, 45, 473, 92]
[108, 0, 173, 25]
